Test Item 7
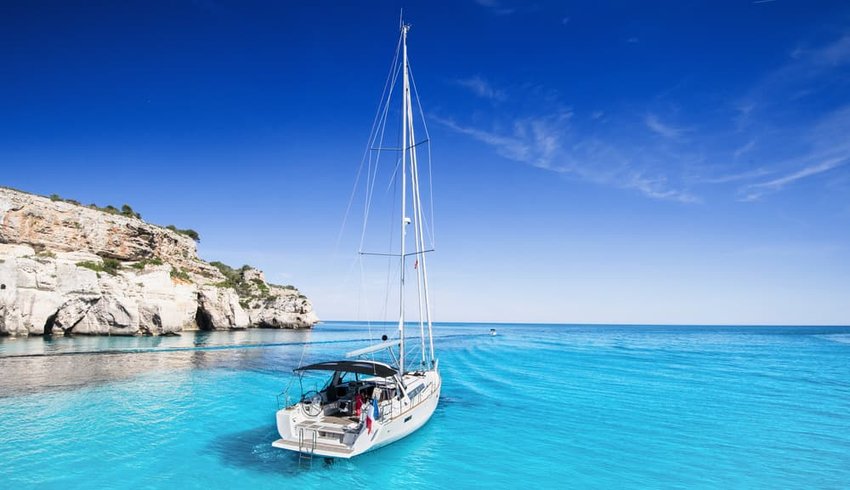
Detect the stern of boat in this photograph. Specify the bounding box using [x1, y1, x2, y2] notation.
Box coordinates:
[273, 404, 361, 458]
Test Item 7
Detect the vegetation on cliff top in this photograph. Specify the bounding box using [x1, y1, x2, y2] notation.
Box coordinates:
[170, 267, 191, 282]
[210, 261, 254, 297]
[50, 194, 142, 220]
[42, 192, 200, 242]
[209, 261, 296, 300]
[76, 258, 122, 276]
[165, 225, 200, 242]
[209, 260, 306, 313]
[130, 257, 164, 270]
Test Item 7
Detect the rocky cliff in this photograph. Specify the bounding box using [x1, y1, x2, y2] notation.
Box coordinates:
[0, 187, 318, 336]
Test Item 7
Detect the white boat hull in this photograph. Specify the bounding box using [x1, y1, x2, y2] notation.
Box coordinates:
[273, 370, 441, 459]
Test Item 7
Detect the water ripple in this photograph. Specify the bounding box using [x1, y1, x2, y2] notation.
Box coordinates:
[1, 323, 849, 488]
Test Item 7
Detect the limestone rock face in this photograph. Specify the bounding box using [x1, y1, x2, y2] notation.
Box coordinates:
[245, 286, 320, 328]
[0, 188, 214, 276]
[197, 285, 250, 330]
[0, 246, 199, 336]
[234, 266, 319, 329]
[0, 187, 318, 336]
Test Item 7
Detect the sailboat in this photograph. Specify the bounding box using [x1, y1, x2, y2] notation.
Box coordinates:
[272, 19, 441, 460]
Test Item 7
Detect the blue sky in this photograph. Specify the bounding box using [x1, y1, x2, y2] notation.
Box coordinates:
[1, 1, 849, 325]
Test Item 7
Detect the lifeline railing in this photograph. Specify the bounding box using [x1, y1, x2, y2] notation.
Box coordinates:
[379, 381, 434, 422]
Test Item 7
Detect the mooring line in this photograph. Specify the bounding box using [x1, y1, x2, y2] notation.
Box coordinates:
[0, 333, 490, 359]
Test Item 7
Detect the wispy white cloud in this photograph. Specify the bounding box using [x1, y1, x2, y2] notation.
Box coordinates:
[454, 76, 507, 102]
[645, 113, 684, 139]
[741, 158, 848, 201]
[435, 113, 700, 204]
[733, 139, 756, 159]
[440, 32, 850, 205]
[625, 173, 700, 203]
[473, 0, 515, 15]
[696, 167, 773, 185]
[433, 114, 564, 170]
[738, 104, 850, 200]
[696, 33, 850, 200]
[801, 34, 850, 66]
[742, 34, 850, 117]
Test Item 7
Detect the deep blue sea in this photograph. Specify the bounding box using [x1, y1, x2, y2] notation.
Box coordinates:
[1, 322, 849, 489]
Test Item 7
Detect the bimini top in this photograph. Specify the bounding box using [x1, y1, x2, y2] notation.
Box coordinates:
[294, 360, 397, 378]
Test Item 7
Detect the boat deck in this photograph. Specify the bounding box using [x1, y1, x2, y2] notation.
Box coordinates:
[319, 415, 359, 426]
[272, 437, 354, 456]
[295, 415, 358, 434]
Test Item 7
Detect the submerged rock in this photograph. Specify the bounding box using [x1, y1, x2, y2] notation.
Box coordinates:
[0, 187, 318, 336]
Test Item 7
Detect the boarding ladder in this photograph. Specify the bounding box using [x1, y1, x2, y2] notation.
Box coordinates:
[297, 428, 317, 468]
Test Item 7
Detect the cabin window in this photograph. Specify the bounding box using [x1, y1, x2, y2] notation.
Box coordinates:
[408, 384, 425, 400]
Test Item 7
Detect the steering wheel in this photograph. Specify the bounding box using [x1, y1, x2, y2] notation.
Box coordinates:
[301, 390, 322, 417]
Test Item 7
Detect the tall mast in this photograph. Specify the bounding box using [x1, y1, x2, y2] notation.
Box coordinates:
[398, 22, 410, 376]
[401, 21, 436, 369]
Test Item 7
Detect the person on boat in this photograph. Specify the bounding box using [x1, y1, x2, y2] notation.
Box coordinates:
[354, 392, 363, 417]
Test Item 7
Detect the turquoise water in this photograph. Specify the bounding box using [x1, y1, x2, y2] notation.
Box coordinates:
[1, 323, 850, 488]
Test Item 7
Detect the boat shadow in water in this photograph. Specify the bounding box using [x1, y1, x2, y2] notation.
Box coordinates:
[207, 425, 311, 475]
[210, 418, 443, 473]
